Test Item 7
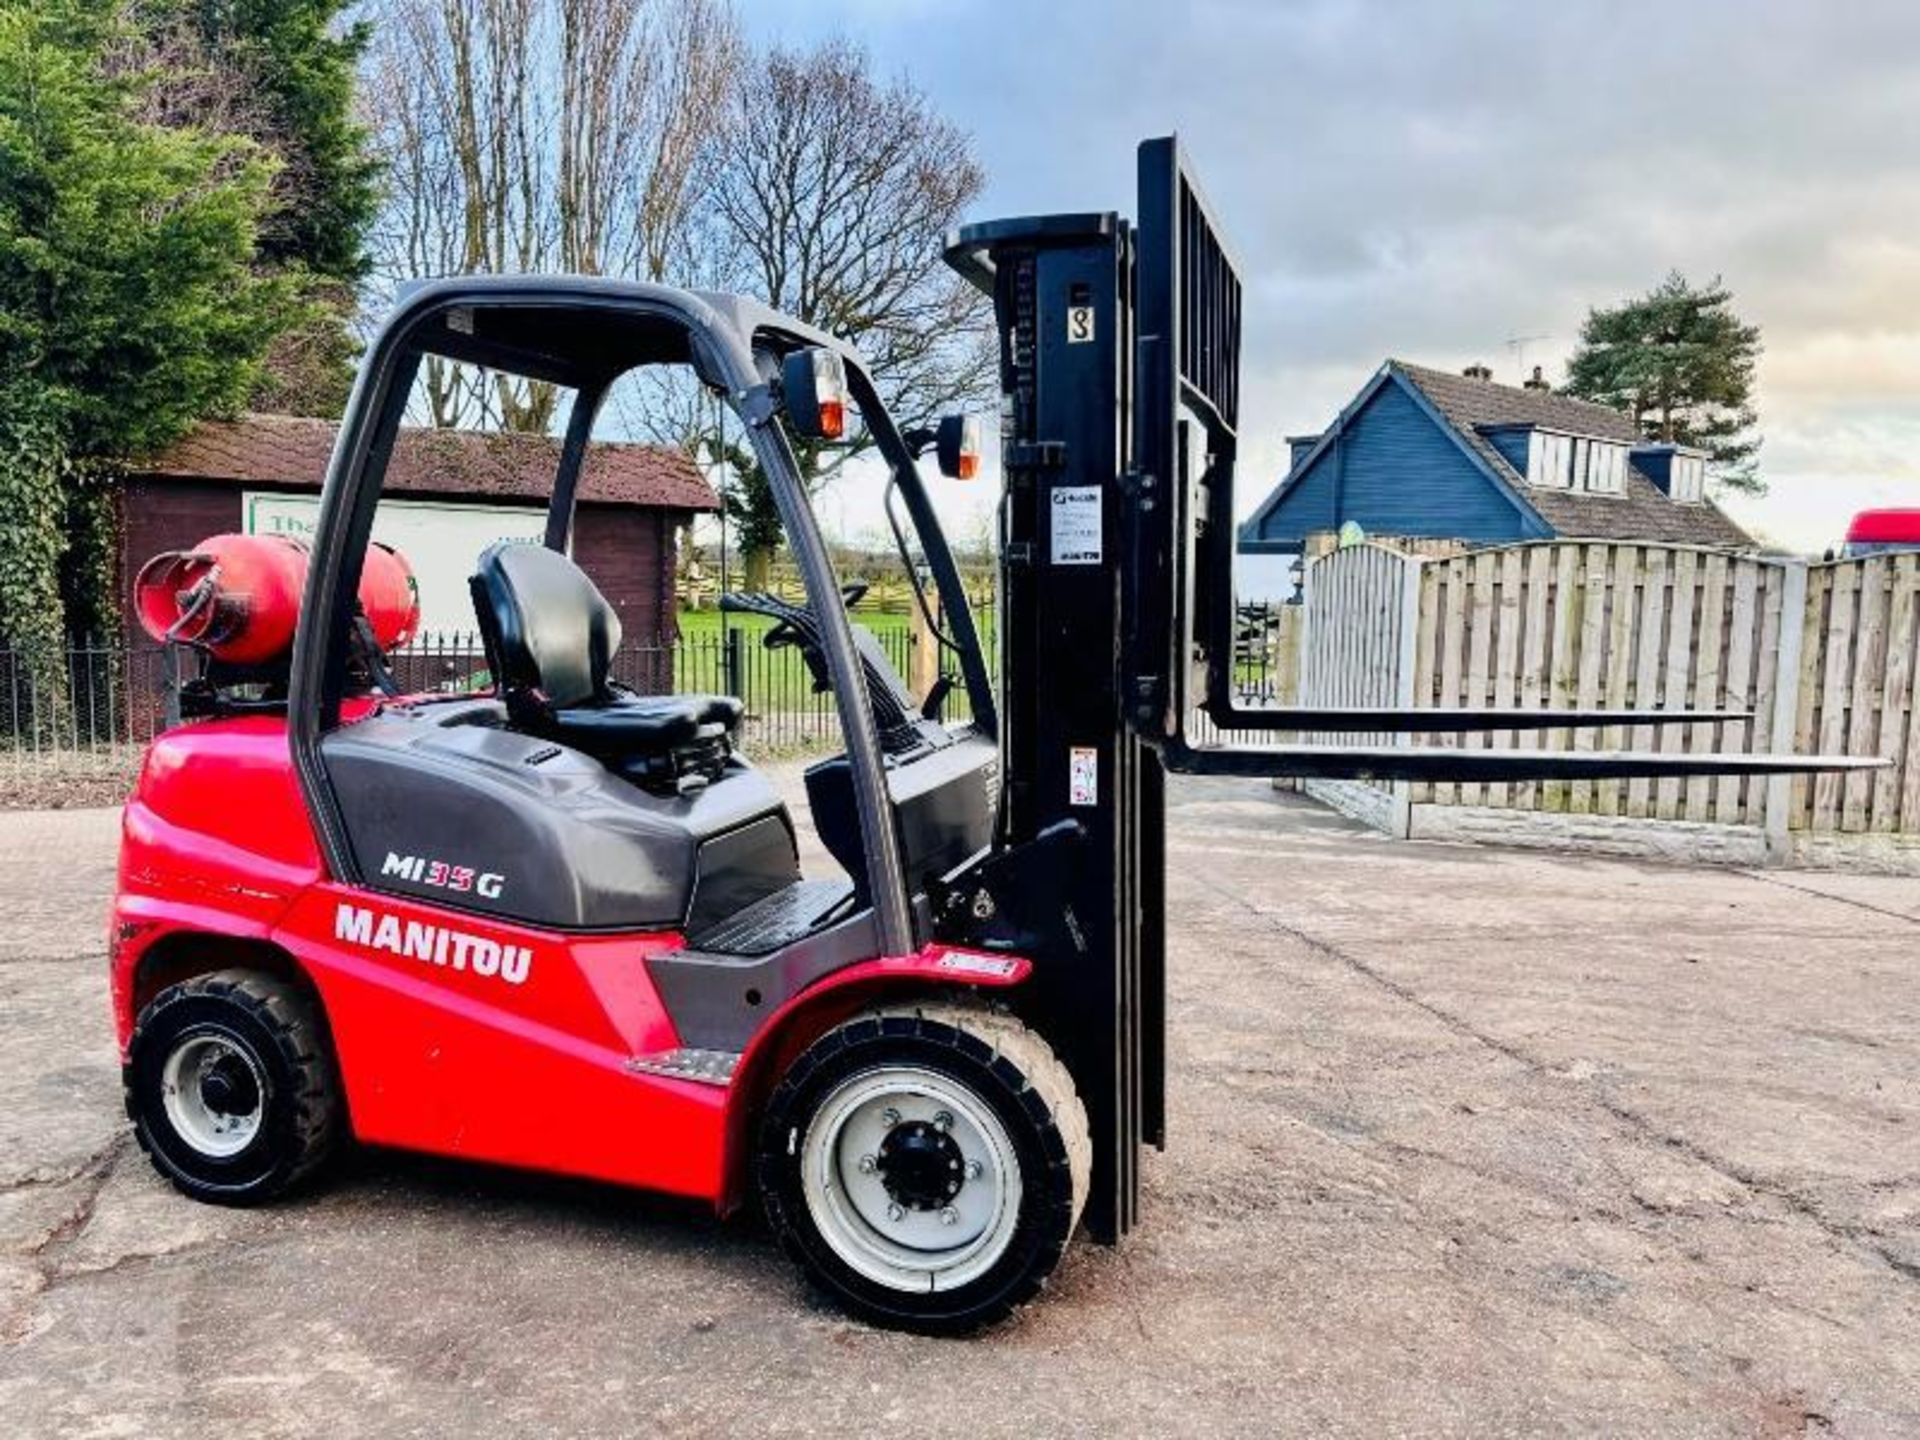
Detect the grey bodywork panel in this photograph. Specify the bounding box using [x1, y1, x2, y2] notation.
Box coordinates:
[648, 899, 876, 1052]
[806, 730, 999, 901]
[322, 699, 796, 931]
[685, 816, 801, 936]
[647, 736, 1000, 1051]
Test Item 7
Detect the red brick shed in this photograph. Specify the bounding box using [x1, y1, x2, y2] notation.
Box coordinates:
[120, 414, 717, 653]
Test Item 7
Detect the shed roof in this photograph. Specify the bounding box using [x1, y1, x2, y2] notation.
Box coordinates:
[135, 413, 719, 512]
[1390, 362, 1754, 548]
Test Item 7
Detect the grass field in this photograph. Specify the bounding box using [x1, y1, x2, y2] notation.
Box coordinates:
[670, 604, 994, 739]
[671, 605, 922, 723]
[674, 605, 913, 643]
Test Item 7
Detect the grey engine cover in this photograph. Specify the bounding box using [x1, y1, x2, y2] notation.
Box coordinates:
[322, 700, 795, 931]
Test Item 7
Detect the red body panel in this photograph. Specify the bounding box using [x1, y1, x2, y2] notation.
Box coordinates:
[112, 712, 1030, 1206]
[272, 882, 721, 1197]
[113, 717, 323, 1038]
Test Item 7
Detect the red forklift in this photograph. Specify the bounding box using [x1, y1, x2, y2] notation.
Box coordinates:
[111, 139, 1874, 1333]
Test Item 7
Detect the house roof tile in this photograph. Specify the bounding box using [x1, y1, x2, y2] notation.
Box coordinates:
[135, 413, 719, 512]
[1391, 362, 1754, 548]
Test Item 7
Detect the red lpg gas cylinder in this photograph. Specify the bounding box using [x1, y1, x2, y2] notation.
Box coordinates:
[134, 534, 419, 664]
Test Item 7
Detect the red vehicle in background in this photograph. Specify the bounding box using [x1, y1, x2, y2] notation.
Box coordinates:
[1844, 509, 1920, 557]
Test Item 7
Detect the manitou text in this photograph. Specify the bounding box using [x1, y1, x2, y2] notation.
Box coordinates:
[334, 903, 534, 985]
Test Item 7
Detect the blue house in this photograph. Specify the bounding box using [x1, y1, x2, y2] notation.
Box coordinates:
[1239, 361, 1753, 577]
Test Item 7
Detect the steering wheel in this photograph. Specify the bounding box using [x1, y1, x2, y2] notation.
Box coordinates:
[762, 584, 867, 652]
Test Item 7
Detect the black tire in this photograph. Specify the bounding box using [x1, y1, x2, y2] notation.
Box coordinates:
[126, 968, 341, 1206]
[757, 1001, 1089, 1334]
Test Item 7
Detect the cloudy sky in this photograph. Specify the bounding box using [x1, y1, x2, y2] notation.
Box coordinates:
[746, 0, 1920, 554]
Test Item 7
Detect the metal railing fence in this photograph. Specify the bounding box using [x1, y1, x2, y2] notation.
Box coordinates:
[3, 606, 1292, 774]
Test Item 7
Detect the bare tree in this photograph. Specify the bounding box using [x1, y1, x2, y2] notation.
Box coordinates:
[711, 40, 993, 435]
[684, 40, 995, 584]
[364, 0, 741, 431]
[365, 17, 992, 587]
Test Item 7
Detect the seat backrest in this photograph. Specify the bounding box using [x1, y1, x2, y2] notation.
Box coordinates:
[470, 542, 622, 713]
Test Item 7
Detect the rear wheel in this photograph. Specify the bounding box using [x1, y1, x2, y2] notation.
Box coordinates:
[757, 1001, 1089, 1334]
[126, 969, 341, 1205]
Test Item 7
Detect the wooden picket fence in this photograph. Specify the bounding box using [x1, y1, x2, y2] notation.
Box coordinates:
[1793, 555, 1920, 834]
[1289, 540, 1920, 852]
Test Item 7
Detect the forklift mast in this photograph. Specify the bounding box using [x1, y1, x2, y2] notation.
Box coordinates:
[948, 137, 1880, 1244]
[946, 141, 1243, 1240]
[949, 208, 1158, 1241]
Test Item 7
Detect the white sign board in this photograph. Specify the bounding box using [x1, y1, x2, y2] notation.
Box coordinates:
[1049, 485, 1103, 565]
[1069, 746, 1099, 807]
[244, 492, 548, 642]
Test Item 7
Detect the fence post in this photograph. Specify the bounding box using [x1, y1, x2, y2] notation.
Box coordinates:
[1764, 560, 1809, 863]
[725, 626, 745, 705]
[907, 589, 937, 699]
[1390, 554, 1424, 839]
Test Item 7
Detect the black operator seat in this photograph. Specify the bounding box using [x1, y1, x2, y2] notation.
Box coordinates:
[470, 542, 741, 792]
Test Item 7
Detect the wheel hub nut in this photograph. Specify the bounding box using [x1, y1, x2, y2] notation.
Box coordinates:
[857, 1154, 877, 1174]
[875, 1120, 966, 1212]
[940, 1206, 959, 1226]
[886, 1203, 905, 1222]
[198, 1053, 259, 1118]
[965, 1159, 983, 1180]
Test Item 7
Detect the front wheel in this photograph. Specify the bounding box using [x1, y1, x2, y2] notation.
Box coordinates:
[757, 1002, 1089, 1334]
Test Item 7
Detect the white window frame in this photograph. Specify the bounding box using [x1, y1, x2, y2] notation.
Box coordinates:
[1584, 441, 1627, 495]
[1528, 430, 1574, 489]
[1669, 453, 1706, 503]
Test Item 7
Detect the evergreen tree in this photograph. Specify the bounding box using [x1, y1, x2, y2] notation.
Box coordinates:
[144, 0, 378, 282]
[1563, 272, 1764, 494]
[0, 1, 292, 683]
[139, 0, 380, 414]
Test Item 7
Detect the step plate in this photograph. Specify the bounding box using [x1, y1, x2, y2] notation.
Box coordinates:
[685, 878, 855, 956]
[625, 1048, 741, 1087]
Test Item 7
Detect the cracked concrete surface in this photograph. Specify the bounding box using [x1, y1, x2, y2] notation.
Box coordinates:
[0, 785, 1916, 1437]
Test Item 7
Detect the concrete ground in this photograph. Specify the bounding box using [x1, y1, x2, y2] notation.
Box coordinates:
[1, 781, 1917, 1437]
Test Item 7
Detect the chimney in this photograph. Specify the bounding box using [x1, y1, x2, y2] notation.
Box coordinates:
[1523, 365, 1551, 393]
[1462, 363, 1493, 382]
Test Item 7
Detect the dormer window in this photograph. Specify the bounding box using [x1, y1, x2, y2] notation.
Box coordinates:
[1631, 444, 1708, 504]
[1517, 428, 1627, 494]
[1584, 440, 1628, 495]
[1526, 430, 1572, 488]
[1667, 452, 1706, 503]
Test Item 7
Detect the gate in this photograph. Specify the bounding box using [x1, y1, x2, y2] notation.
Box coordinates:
[1296, 542, 1421, 831]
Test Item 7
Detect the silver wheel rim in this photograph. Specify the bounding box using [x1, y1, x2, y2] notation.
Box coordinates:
[800, 1064, 1024, 1294]
[160, 1030, 265, 1159]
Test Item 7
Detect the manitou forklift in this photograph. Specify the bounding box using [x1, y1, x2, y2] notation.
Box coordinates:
[111, 138, 1872, 1333]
